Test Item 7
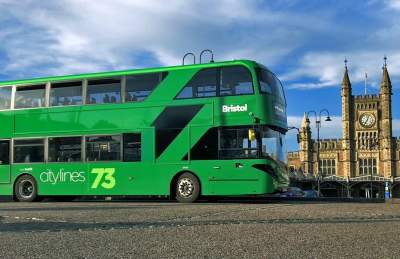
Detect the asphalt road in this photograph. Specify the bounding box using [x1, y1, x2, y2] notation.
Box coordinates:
[1, 199, 400, 258]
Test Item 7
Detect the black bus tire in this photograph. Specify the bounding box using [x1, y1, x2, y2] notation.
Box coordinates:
[14, 175, 38, 202]
[175, 173, 200, 203]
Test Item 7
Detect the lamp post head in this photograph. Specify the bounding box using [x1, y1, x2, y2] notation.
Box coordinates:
[325, 116, 332, 122]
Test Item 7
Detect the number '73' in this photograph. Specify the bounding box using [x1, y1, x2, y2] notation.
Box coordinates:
[90, 168, 116, 189]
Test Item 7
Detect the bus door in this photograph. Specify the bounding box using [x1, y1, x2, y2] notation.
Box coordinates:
[208, 128, 259, 195]
[0, 140, 11, 183]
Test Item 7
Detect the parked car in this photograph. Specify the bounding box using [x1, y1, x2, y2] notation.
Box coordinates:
[278, 187, 305, 198]
[302, 189, 319, 198]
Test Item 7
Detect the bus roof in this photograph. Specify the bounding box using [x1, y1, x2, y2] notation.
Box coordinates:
[0, 59, 261, 87]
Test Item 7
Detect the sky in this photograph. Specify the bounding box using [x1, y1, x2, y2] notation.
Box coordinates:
[0, 0, 399, 151]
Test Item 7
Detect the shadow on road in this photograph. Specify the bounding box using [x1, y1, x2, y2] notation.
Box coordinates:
[1, 214, 400, 233]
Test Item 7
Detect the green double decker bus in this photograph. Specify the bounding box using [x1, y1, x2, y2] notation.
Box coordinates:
[0, 59, 288, 202]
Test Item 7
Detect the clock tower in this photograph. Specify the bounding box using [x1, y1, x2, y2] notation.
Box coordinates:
[342, 58, 394, 178]
[288, 57, 399, 196]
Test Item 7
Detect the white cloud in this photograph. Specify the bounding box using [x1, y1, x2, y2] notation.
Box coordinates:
[0, 0, 399, 94]
[384, 0, 400, 10]
[286, 80, 338, 90]
[0, 0, 350, 81]
[278, 1, 400, 91]
[284, 51, 400, 90]
[0, 0, 318, 78]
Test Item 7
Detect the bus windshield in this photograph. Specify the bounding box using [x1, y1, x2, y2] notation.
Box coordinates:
[261, 127, 287, 163]
[217, 126, 287, 162]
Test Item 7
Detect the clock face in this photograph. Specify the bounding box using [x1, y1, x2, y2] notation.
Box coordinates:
[359, 113, 376, 128]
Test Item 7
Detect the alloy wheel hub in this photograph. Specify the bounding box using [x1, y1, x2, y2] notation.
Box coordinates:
[20, 180, 34, 198]
[178, 178, 194, 197]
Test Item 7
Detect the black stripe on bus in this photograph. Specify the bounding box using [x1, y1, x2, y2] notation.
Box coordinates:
[151, 104, 203, 158]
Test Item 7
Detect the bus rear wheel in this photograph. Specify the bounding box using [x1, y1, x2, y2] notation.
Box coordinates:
[14, 175, 38, 202]
[175, 173, 200, 203]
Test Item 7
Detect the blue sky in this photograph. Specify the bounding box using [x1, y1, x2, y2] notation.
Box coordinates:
[1, 0, 399, 151]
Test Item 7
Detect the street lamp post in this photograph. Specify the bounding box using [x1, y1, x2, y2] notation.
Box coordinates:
[287, 126, 301, 181]
[369, 142, 378, 199]
[346, 175, 350, 198]
[306, 109, 332, 197]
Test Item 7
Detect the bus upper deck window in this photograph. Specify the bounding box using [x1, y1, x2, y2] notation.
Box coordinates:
[0, 86, 12, 110]
[257, 68, 286, 103]
[50, 81, 83, 106]
[257, 68, 273, 94]
[125, 72, 167, 102]
[175, 68, 217, 99]
[87, 78, 121, 105]
[175, 66, 253, 99]
[15, 85, 46, 109]
[220, 66, 253, 96]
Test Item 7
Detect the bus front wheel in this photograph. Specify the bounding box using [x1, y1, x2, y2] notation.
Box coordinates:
[175, 173, 200, 203]
[14, 175, 38, 202]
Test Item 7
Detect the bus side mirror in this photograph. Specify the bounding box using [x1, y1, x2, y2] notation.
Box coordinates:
[248, 129, 256, 141]
[296, 134, 300, 143]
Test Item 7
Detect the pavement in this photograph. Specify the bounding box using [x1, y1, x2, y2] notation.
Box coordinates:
[1, 199, 400, 258]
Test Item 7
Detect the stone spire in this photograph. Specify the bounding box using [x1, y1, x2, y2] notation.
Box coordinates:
[301, 112, 310, 129]
[341, 58, 352, 126]
[299, 112, 313, 175]
[379, 56, 394, 177]
[341, 58, 354, 178]
[341, 58, 351, 90]
[380, 56, 392, 94]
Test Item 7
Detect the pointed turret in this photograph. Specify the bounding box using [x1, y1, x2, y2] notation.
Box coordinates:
[381, 65, 392, 86]
[341, 58, 354, 178]
[341, 58, 352, 124]
[379, 56, 394, 177]
[341, 65, 351, 90]
[299, 112, 313, 175]
[301, 112, 310, 129]
[380, 56, 392, 94]
[341, 58, 352, 100]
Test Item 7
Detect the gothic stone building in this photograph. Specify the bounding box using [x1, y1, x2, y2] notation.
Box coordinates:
[288, 62, 400, 197]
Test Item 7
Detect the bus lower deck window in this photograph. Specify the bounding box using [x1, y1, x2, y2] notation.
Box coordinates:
[86, 135, 121, 161]
[0, 140, 10, 165]
[123, 133, 141, 161]
[48, 136, 82, 162]
[13, 139, 45, 163]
